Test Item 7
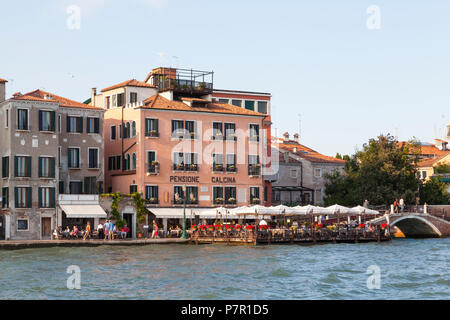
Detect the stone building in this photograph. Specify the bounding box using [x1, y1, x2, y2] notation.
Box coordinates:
[0, 79, 106, 240]
[267, 133, 346, 206]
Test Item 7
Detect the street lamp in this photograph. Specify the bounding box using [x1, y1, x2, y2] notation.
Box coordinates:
[182, 184, 187, 239]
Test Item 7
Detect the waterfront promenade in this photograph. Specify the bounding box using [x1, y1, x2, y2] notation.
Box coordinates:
[0, 238, 189, 250]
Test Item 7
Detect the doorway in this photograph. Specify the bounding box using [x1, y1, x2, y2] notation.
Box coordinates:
[123, 214, 133, 239]
[0, 215, 5, 240]
[41, 217, 52, 239]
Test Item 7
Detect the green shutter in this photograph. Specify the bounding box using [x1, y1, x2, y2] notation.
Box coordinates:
[38, 158, 42, 177]
[78, 117, 83, 133]
[38, 187, 42, 208]
[14, 187, 19, 208]
[50, 188, 55, 208]
[67, 116, 71, 132]
[14, 156, 18, 177]
[27, 187, 32, 208]
[50, 157, 55, 178]
[27, 157, 32, 177]
[38, 110, 43, 131]
[50, 111, 56, 131]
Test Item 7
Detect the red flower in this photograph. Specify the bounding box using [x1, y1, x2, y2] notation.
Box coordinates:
[359, 224, 365, 228]
[259, 225, 269, 230]
[245, 225, 255, 230]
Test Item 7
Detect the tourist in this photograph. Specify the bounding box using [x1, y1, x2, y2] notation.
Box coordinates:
[104, 220, 110, 240]
[63, 226, 70, 239]
[83, 221, 91, 240]
[363, 199, 369, 208]
[70, 226, 79, 239]
[121, 225, 130, 239]
[152, 221, 159, 239]
[399, 198, 405, 213]
[394, 199, 399, 213]
[97, 222, 104, 239]
[109, 221, 115, 240]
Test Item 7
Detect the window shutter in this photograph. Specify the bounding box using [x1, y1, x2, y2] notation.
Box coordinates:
[38, 187, 42, 208]
[51, 111, 56, 131]
[27, 157, 32, 177]
[50, 188, 55, 208]
[78, 117, 83, 133]
[95, 118, 99, 133]
[145, 119, 149, 134]
[14, 156, 18, 177]
[67, 116, 71, 132]
[27, 187, 32, 208]
[87, 118, 91, 133]
[14, 187, 19, 208]
[38, 110, 43, 131]
[155, 119, 159, 132]
[38, 158, 42, 177]
[50, 157, 55, 178]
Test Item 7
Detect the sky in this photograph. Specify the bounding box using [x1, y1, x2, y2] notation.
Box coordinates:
[1, 0, 449, 156]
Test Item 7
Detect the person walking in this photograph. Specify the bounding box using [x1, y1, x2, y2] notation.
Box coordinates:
[393, 199, 399, 213]
[83, 221, 91, 240]
[151, 221, 159, 239]
[109, 221, 115, 240]
[399, 198, 405, 213]
[104, 220, 110, 240]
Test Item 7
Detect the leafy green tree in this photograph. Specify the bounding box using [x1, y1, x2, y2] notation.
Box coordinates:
[419, 177, 449, 205]
[324, 134, 420, 206]
[434, 164, 450, 174]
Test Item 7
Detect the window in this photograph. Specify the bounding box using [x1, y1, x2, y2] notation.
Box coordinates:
[185, 153, 198, 172]
[84, 177, 97, 194]
[250, 187, 260, 204]
[225, 187, 237, 204]
[258, 101, 268, 114]
[38, 110, 55, 132]
[226, 154, 236, 172]
[290, 169, 298, 178]
[231, 100, 242, 107]
[105, 96, 110, 109]
[112, 93, 125, 107]
[2, 156, 9, 178]
[38, 187, 55, 208]
[68, 148, 80, 169]
[123, 154, 131, 171]
[132, 153, 137, 170]
[185, 121, 196, 139]
[224, 123, 236, 141]
[174, 186, 184, 204]
[172, 120, 184, 139]
[110, 125, 116, 140]
[15, 187, 32, 208]
[218, 98, 229, 104]
[69, 181, 83, 194]
[213, 187, 224, 204]
[422, 171, 427, 179]
[59, 181, 65, 194]
[147, 151, 157, 173]
[67, 116, 83, 133]
[5, 109, 8, 128]
[87, 117, 100, 134]
[58, 115, 61, 133]
[118, 124, 122, 139]
[17, 109, 29, 130]
[17, 219, 29, 231]
[2, 187, 9, 208]
[108, 156, 116, 171]
[248, 155, 261, 176]
[38, 157, 55, 178]
[249, 124, 260, 142]
[314, 168, 322, 178]
[145, 186, 159, 204]
[186, 187, 198, 204]
[173, 152, 185, 171]
[88, 148, 99, 169]
[123, 122, 131, 139]
[116, 156, 121, 170]
[244, 100, 255, 111]
[212, 122, 223, 140]
[58, 147, 62, 169]
[130, 92, 138, 104]
[14, 156, 31, 177]
[213, 154, 224, 172]
[145, 118, 159, 137]
[131, 121, 136, 137]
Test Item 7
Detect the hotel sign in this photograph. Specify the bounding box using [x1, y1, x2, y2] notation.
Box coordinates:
[169, 176, 236, 184]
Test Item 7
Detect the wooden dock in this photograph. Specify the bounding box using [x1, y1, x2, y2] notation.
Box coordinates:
[0, 238, 189, 250]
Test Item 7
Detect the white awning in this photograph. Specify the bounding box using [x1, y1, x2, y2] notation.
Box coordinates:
[148, 208, 242, 220]
[148, 208, 193, 219]
[60, 204, 107, 219]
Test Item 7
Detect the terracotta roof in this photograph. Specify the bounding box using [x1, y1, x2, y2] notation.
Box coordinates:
[398, 141, 448, 157]
[12, 89, 103, 110]
[180, 97, 209, 103]
[102, 79, 156, 92]
[143, 94, 266, 117]
[0, 78, 8, 83]
[418, 152, 450, 168]
[277, 140, 346, 164]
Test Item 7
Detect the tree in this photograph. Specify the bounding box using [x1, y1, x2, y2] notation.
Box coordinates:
[434, 164, 450, 174]
[419, 177, 449, 205]
[324, 134, 420, 206]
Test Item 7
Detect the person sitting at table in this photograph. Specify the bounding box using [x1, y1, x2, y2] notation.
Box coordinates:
[121, 225, 130, 239]
[70, 226, 79, 239]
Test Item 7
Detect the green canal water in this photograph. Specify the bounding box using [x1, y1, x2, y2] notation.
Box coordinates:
[0, 238, 448, 300]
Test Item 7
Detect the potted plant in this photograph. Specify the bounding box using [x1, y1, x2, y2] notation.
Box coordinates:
[227, 197, 236, 204]
[149, 197, 158, 204]
[215, 164, 223, 171]
[176, 164, 184, 170]
[150, 129, 157, 136]
[198, 82, 206, 90]
[228, 165, 235, 171]
[215, 197, 223, 204]
[252, 198, 260, 204]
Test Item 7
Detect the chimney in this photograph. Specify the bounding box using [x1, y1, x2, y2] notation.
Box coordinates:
[293, 133, 299, 143]
[91, 88, 97, 106]
[283, 132, 290, 141]
[0, 78, 7, 103]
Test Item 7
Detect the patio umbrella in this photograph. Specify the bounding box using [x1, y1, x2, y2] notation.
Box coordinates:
[324, 204, 352, 215]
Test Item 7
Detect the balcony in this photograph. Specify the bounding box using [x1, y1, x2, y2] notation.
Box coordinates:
[146, 198, 159, 205]
[153, 69, 214, 96]
[173, 198, 199, 206]
[225, 198, 237, 205]
[145, 130, 159, 138]
[226, 165, 237, 173]
[148, 163, 160, 175]
[185, 164, 198, 172]
[251, 198, 261, 205]
[173, 163, 185, 171]
[213, 164, 224, 172]
[248, 164, 261, 176]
